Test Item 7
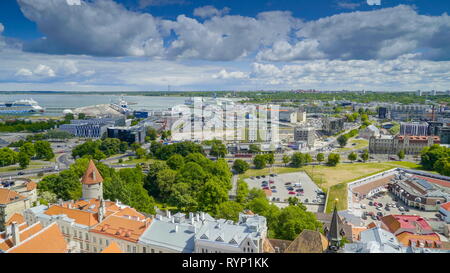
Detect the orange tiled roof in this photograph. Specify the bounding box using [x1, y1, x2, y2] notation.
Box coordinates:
[0, 188, 26, 205]
[25, 181, 37, 191]
[380, 215, 401, 233]
[62, 198, 120, 215]
[45, 205, 99, 227]
[352, 227, 367, 241]
[113, 207, 146, 220]
[7, 222, 67, 253]
[81, 160, 103, 185]
[440, 201, 450, 211]
[396, 232, 441, 248]
[6, 213, 25, 226]
[0, 223, 43, 252]
[90, 215, 151, 243]
[101, 241, 122, 253]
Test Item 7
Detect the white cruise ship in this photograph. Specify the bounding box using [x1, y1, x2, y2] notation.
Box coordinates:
[0, 99, 44, 114]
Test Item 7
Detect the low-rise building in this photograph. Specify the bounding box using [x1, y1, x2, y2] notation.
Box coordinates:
[59, 117, 124, 138]
[0, 188, 32, 231]
[369, 135, 440, 155]
[322, 117, 345, 135]
[107, 125, 146, 144]
[294, 127, 315, 147]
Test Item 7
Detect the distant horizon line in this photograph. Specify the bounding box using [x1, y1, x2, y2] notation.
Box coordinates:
[0, 90, 440, 93]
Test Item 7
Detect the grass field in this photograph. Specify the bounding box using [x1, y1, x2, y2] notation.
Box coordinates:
[240, 161, 423, 213]
[336, 138, 369, 152]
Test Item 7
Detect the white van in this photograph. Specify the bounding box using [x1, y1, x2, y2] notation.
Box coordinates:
[294, 183, 302, 187]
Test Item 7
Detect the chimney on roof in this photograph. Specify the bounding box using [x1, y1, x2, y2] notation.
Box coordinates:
[201, 212, 205, 221]
[175, 225, 178, 233]
[196, 213, 200, 222]
[189, 212, 193, 220]
[11, 222, 20, 246]
[166, 209, 171, 219]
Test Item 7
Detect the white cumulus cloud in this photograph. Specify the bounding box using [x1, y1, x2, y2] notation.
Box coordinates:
[367, 0, 381, 6]
[194, 6, 230, 19]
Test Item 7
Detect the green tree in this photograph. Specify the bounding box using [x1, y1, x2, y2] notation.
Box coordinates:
[210, 143, 227, 158]
[327, 153, 340, 166]
[316, 153, 325, 164]
[253, 154, 267, 169]
[265, 153, 275, 166]
[282, 155, 291, 166]
[18, 151, 30, 169]
[146, 127, 158, 141]
[155, 169, 178, 201]
[236, 179, 249, 204]
[78, 113, 86, 120]
[135, 147, 147, 159]
[361, 149, 369, 162]
[166, 154, 185, 170]
[215, 201, 244, 222]
[274, 205, 322, 240]
[291, 152, 311, 168]
[20, 142, 35, 158]
[348, 152, 357, 163]
[337, 135, 348, 148]
[232, 159, 249, 174]
[34, 140, 54, 161]
[398, 149, 405, 160]
[197, 178, 229, 214]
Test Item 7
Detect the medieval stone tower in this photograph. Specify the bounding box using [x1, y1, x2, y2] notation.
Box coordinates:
[81, 160, 103, 200]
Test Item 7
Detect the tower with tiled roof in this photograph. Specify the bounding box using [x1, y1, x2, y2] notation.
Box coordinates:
[81, 160, 103, 200]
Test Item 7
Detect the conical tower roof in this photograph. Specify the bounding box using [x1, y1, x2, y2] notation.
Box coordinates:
[81, 160, 103, 185]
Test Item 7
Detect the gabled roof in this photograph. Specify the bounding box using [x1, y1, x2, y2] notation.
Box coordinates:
[7, 222, 67, 253]
[0, 223, 43, 252]
[101, 241, 122, 253]
[0, 188, 26, 205]
[396, 232, 441, 248]
[284, 229, 328, 253]
[81, 160, 103, 185]
[45, 205, 99, 227]
[25, 181, 37, 191]
[6, 213, 25, 226]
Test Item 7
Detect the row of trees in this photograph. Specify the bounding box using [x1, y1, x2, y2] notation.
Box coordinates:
[72, 138, 129, 160]
[253, 153, 275, 169]
[0, 140, 54, 169]
[0, 119, 67, 133]
[38, 158, 156, 213]
[337, 129, 359, 148]
[149, 141, 204, 160]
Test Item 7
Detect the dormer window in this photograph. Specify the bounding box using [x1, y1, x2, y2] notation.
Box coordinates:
[216, 236, 224, 242]
[200, 234, 208, 240]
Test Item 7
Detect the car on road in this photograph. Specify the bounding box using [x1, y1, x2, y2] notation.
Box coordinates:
[17, 171, 25, 175]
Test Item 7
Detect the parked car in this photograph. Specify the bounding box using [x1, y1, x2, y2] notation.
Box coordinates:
[287, 187, 294, 191]
[377, 212, 383, 217]
[272, 189, 277, 193]
[261, 175, 266, 178]
[305, 198, 309, 203]
[404, 207, 409, 212]
[385, 206, 390, 211]
[371, 215, 377, 220]
[269, 180, 275, 184]
[399, 207, 405, 211]
[361, 204, 366, 209]
[263, 186, 270, 190]
[270, 174, 275, 177]
[368, 201, 373, 206]
[256, 176, 261, 179]
[285, 182, 292, 185]
[270, 186, 276, 189]
[288, 191, 296, 195]
[362, 215, 367, 220]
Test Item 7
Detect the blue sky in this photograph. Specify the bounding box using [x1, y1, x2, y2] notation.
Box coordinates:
[0, 0, 449, 91]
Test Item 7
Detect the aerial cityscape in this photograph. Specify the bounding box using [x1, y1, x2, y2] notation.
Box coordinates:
[0, 0, 450, 262]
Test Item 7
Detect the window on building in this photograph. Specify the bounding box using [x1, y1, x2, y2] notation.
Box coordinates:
[94, 247, 97, 252]
[127, 245, 131, 252]
[151, 249, 155, 253]
[143, 247, 146, 253]
[106, 239, 109, 246]
[85, 233, 89, 240]
[80, 242, 83, 249]
[100, 238, 103, 245]
[93, 237, 96, 243]
[133, 246, 136, 253]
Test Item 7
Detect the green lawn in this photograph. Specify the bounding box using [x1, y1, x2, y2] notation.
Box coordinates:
[336, 138, 368, 152]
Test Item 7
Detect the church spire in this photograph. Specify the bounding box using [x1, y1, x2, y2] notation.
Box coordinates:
[327, 200, 341, 252]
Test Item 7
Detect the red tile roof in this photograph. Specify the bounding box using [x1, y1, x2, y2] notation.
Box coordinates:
[90, 215, 151, 243]
[441, 201, 450, 212]
[7, 222, 67, 253]
[0, 188, 26, 205]
[45, 205, 99, 227]
[5, 213, 25, 226]
[81, 160, 103, 185]
[381, 215, 433, 234]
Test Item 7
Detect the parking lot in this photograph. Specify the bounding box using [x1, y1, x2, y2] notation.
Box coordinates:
[244, 172, 325, 212]
[357, 191, 441, 226]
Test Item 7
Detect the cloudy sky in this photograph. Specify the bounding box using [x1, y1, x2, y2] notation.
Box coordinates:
[0, 0, 449, 91]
